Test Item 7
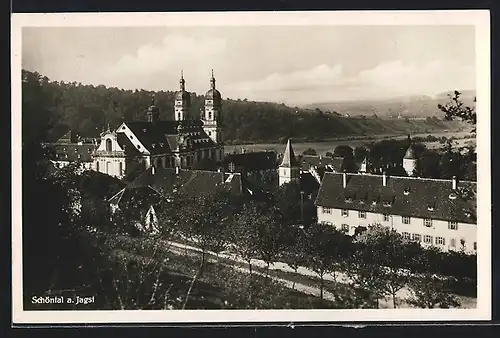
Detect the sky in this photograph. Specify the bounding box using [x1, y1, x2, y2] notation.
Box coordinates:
[22, 25, 476, 105]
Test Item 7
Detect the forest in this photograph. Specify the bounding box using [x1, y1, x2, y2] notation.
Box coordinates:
[22, 69, 462, 145]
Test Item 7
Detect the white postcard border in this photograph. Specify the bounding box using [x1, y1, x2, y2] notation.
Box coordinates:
[11, 10, 491, 324]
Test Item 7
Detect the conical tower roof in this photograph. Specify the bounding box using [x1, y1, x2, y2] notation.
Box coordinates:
[280, 139, 299, 167]
[404, 146, 417, 159]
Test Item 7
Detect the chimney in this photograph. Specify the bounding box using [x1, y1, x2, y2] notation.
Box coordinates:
[452, 176, 457, 190]
[383, 171, 387, 187]
[175, 166, 179, 175]
[342, 171, 347, 188]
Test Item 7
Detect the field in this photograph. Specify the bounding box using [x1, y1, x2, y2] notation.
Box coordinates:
[226, 131, 475, 155]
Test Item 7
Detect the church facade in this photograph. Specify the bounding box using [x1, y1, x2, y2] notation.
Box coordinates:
[92, 71, 224, 178]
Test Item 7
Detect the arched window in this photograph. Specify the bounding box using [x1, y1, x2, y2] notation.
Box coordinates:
[96, 161, 100, 171]
[209, 111, 212, 120]
[106, 139, 112, 151]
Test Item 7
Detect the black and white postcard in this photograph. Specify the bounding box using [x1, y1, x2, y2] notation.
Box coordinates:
[11, 10, 491, 324]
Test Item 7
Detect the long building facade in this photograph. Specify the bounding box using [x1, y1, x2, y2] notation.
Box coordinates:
[315, 171, 477, 254]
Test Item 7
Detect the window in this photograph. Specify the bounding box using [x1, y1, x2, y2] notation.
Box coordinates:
[96, 162, 99, 171]
[341, 224, 349, 232]
[423, 235, 433, 244]
[402, 216, 411, 224]
[450, 238, 456, 248]
[119, 162, 123, 175]
[209, 111, 212, 120]
[106, 139, 112, 151]
[474, 242, 477, 251]
[208, 131, 212, 136]
[424, 218, 433, 227]
[412, 233, 421, 242]
[341, 209, 349, 217]
[322, 207, 332, 214]
[383, 214, 390, 222]
[436, 237, 445, 245]
[460, 239, 466, 248]
[402, 232, 411, 240]
[358, 211, 366, 219]
[448, 221, 458, 230]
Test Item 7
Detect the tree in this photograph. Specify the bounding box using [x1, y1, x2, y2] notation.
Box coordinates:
[302, 148, 317, 156]
[438, 91, 476, 133]
[232, 202, 269, 306]
[177, 189, 234, 276]
[406, 246, 461, 309]
[333, 145, 354, 159]
[281, 226, 307, 290]
[353, 146, 368, 164]
[256, 208, 289, 275]
[352, 225, 419, 308]
[304, 223, 350, 301]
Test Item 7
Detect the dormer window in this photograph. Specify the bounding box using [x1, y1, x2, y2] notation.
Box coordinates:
[345, 197, 353, 203]
[449, 193, 457, 200]
[403, 188, 410, 196]
[143, 128, 147, 133]
[427, 205, 435, 211]
[160, 143, 164, 147]
[152, 144, 156, 148]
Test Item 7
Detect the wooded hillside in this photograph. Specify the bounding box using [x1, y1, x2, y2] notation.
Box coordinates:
[22, 70, 463, 144]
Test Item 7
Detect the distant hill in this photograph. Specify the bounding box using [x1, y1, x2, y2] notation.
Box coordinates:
[301, 90, 476, 119]
[22, 69, 467, 145]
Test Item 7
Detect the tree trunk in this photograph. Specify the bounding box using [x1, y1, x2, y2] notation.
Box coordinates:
[200, 251, 205, 277]
[320, 274, 324, 301]
[392, 291, 397, 308]
[376, 297, 379, 309]
[292, 268, 298, 290]
[266, 261, 270, 278]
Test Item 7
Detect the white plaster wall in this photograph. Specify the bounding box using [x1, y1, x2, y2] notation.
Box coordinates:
[317, 206, 477, 254]
[278, 166, 300, 186]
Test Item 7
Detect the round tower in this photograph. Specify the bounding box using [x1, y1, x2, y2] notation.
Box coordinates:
[174, 70, 190, 121]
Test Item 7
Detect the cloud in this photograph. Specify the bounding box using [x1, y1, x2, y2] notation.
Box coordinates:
[224, 60, 475, 104]
[107, 34, 227, 76]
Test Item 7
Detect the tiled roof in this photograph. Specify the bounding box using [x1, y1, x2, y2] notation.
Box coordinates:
[315, 172, 477, 224]
[121, 120, 216, 155]
[300, 172, 321, 195]
[223, 151, 278, 172]
[115, 133, 144, 156]
[300, 155, 343, 171]
[47, 143, 96, 162]
[108, 186, 165, 219]
[280, 139, 299, 167]
[129, 167, 242, 198]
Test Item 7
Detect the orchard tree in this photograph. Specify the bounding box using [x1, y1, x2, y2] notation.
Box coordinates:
[405, 246, 459, 308]
[281, 226, 308, 290]
[177, 189, 234, 276]
[304, 223, 351, 301]
[352, 224, 418, 308]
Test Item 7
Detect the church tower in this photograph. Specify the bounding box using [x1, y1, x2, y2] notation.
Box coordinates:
[203, 70, 223, 145]
[279, 139, 300, 186]
[359, 155, 368, 174]
[174, 70, 190, 121]
[403, 135, 417, 176]
[146, 95, 160, 123]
